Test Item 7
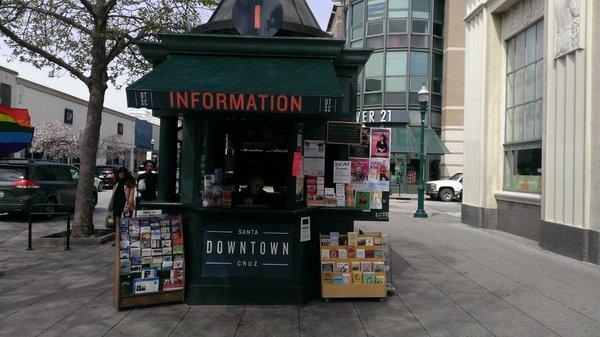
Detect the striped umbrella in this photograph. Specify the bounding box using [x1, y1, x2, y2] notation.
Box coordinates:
[0, 104, 34, 153]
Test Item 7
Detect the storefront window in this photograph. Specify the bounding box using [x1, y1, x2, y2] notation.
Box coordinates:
[504, 20, 543, 193]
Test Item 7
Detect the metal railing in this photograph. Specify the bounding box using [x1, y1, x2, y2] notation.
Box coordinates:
[27, 203, 73, 251]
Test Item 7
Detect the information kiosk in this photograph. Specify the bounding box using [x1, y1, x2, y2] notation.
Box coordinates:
[124, 0, 384, 305]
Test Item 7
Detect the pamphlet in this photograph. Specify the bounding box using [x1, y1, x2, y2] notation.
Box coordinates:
[350, 158, 369, 192]
[303, 140, 326, 157]
[333, 161, 351, 184]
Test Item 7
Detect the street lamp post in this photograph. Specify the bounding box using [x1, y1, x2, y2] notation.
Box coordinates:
[414, 85, 429, 219]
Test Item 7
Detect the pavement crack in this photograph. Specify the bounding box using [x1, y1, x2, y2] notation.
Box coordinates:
[168, 306, 191, 337]
[233, 306, 246, 337]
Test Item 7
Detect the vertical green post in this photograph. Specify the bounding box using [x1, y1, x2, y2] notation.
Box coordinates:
[158, 115, 178, 201]
[414, 100, 428, 219]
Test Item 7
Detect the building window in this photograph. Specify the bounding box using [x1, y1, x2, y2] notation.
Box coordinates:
[411, 0, 430, 19]
[385, 51, 407, 105]
[350, 1, 365, 48]
[64, 109, 73, 125]
[388, 0, 409, 18]
[364, 52, 384, 106]
[366, 0, 385, 49]
[0, 83, 11, 107]
[117, 122, 124, 135]
[504, 21, 543, 193]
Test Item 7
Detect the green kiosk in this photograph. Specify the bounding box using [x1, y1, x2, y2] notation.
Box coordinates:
[126, 0, 383, 305]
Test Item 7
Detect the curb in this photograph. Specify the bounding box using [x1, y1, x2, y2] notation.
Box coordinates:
[33, 231, 114, 247]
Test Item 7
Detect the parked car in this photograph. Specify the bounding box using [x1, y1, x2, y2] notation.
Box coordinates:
[0, 159, 97, 214]
[426, 173, 463, 202]
[95, 165, 120, 189]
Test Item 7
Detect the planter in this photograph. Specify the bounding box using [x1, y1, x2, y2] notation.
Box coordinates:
[32, 229, 114, 248]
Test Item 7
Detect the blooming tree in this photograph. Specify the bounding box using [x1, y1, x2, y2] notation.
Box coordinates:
[100, 134, 129, 161]
[30, 120, 79, 159]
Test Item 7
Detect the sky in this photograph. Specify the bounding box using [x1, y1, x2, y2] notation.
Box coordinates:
[0, 1, 334, 117]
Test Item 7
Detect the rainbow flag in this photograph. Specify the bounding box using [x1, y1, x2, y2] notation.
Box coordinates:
[0, 104, 34, 153]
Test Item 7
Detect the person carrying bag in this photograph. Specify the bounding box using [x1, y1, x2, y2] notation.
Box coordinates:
[106, 166, 136, 228]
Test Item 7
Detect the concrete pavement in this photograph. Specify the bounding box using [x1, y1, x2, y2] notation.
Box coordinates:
[1, 197, 600, 336]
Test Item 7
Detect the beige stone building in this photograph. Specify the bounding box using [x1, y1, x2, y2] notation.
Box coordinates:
[462, 0, 600, 263]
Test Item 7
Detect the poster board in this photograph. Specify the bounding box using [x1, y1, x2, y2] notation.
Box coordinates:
[114, 214, 185, 309]
[327, 121, 362, 145]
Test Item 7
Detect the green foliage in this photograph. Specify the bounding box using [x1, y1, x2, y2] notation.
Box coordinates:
[0, 0, 219, 87]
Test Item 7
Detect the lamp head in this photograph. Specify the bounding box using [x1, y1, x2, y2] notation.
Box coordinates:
[418, 85, 430, 103]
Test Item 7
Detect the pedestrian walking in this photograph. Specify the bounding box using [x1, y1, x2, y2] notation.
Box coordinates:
[108, 166, 136, 218]
[137, 160, 158, 201]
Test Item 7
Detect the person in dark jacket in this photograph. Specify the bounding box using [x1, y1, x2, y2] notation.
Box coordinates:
[108, 166, 136, 218]
[137, 160, 158, 201]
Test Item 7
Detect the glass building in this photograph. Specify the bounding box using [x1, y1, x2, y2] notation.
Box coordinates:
[343, 0, 449, 194]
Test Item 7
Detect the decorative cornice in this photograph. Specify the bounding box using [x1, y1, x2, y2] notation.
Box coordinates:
[502, 0, 545, 40]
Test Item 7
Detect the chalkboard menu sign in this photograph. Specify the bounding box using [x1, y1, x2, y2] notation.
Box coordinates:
[326, 121, 362, 145]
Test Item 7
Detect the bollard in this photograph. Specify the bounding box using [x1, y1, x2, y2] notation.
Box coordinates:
[65, 212, 71, 251]
[27, 212, 33, 250]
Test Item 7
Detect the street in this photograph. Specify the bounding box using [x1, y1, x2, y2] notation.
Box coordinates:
[1, 197, 600, 337]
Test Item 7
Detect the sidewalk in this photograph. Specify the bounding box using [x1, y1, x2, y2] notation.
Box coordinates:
[1, 200, 600, 336]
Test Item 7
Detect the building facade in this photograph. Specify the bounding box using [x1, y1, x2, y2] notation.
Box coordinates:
[134, 118, 160, 171]
[335, 0, 465, 194]
[462, 0, 600, 263]
[0, 65, 136, 170]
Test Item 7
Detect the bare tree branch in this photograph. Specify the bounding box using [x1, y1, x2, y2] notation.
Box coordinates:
[20, 4, 92, 35]
[0, 24, 89, 84]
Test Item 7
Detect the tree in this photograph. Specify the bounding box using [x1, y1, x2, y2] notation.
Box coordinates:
[30, 120, 80, 159]
[100, 134, 129, 162]
[0, 0, 217, 237]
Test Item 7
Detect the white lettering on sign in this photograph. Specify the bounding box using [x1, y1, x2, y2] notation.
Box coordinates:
[205, 240, 290, 256]
[357, 110, 392, 123]
[323, 98, 333, 113]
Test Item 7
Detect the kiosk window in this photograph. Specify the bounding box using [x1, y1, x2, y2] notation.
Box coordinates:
[201, 118, 289, 209]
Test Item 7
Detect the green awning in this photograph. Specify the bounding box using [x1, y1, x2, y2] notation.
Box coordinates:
[391, 127, 414, 153]
[391, 126, 449, 155]
[126, 54, 343, 113]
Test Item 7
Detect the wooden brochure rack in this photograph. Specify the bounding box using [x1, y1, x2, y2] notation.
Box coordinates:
[320, 232, 387, 300]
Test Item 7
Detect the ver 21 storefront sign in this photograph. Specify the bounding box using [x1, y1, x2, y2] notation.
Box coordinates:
[201, 226, 291, 277]
[356, 109, 410, 124]
[127, 90, 340, 114]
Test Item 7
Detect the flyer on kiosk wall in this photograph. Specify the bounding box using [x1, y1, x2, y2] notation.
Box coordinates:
[371, 191, 383, 210]
[350, 158, 369, 191]
[303, 140, 325, 158]
[303, 157, 325, 177]
[368, 158, 390, 192]
[355, 191, 371, 211]
[333, 161, 351, 184]
[370, 128, 391, 158]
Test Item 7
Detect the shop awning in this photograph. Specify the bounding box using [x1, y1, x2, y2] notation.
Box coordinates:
[391, 126, 449, 155]
[126, 55, 343, 114]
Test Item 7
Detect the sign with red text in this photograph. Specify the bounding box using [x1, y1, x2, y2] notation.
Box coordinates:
[126, 90, 340, 114]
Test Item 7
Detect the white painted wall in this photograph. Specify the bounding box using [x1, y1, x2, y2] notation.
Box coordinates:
[463, 10, 488, 207]
[0, 66, 136, 171]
